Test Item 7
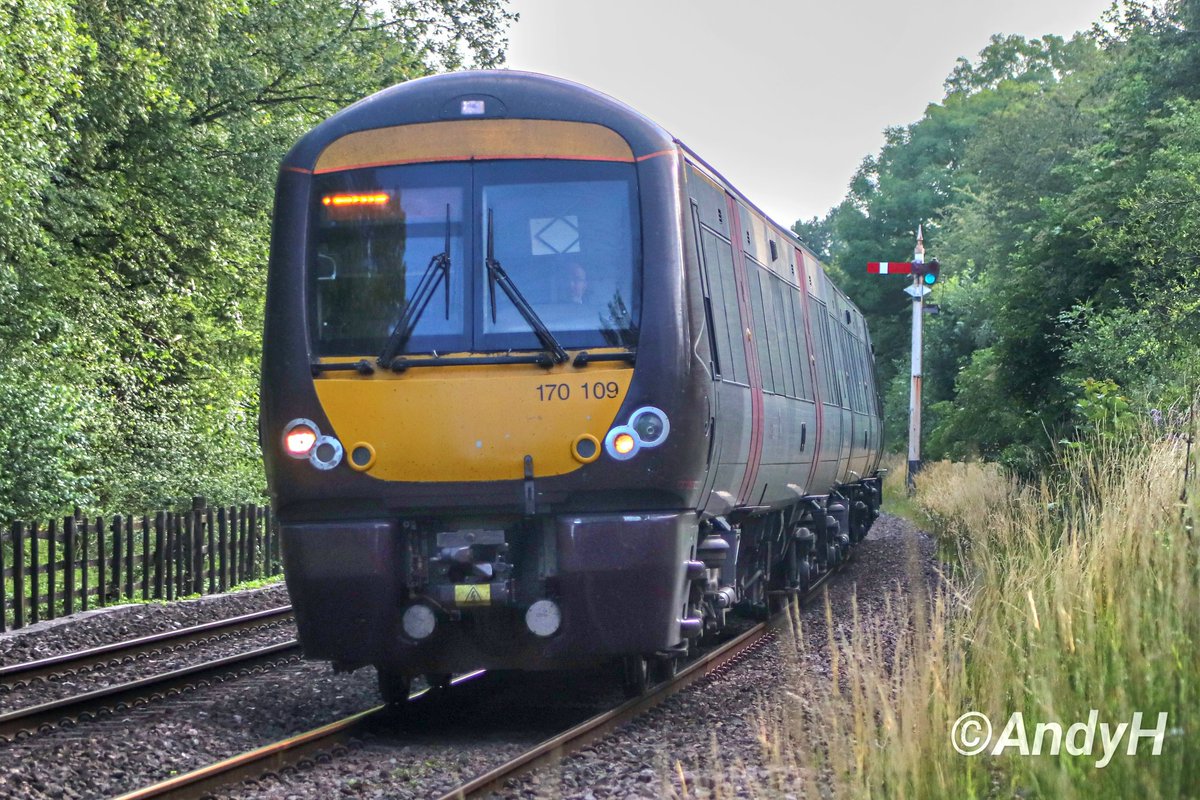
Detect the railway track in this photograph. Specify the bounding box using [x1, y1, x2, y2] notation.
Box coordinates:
[0, 605, 294, 692]
[115, 572, 834, 800]
[0, 606, 300, 742]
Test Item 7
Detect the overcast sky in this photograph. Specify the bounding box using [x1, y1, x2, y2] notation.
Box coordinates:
[502, 0, 1115, 227]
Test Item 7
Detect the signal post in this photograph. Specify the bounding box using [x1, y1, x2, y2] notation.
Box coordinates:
[867, 226, 940, 494]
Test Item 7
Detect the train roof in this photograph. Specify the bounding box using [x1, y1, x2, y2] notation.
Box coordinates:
[282, 70, 675, 170]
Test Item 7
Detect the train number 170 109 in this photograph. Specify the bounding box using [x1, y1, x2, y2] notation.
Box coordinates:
[536, 382, 620, 401]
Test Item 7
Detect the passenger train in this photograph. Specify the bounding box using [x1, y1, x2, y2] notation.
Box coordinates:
[259, 71, 884, 700]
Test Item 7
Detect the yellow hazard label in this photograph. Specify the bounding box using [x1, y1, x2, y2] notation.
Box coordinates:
[454, 584, 491, 606]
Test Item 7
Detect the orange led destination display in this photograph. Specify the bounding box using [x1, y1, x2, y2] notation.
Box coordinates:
[322, 192, 390, 207]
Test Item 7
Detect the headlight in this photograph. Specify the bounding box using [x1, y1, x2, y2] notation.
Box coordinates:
[309, 435, 344, 471]
[283, 419, 319, 459]
[603, 407, 671, 462]
[629, 406, 670, 448]
[604, 425, 640, 461]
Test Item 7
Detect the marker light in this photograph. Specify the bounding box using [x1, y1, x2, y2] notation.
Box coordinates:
[629, 406, 670, 448]
[348, 442, 376, 472]
[571, 433, 601, 464]
[605, 426, 640, 461]
[283, 419, 319, 459]
[321, 193, 389, 207]
[525, 600, 562, 638]
[309, 435, 344, 471]
[402, 604, 437, 641]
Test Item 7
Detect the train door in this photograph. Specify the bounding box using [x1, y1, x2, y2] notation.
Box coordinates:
[863, 327, 884, 473]
[831, 312, 857, 483]
[805, 297, 839, 493]
[795, 249, 824, 493]
[841, 323, 868, 478]
[690, 200, 724, 510]
[685, 165, 752, 515]
[727, 199, 765, 508]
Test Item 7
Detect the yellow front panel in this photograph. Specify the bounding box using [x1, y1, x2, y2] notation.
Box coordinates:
[314, 120, 635, 174]
[313, 358, 633, 482]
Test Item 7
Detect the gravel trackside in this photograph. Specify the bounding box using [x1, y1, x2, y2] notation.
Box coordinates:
[0, 584, 292, 667]
[488, 512, 937, 800]
[0, 513, 936, 800]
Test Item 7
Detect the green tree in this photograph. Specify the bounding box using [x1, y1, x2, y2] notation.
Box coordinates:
[0, 0, 516, 520]
[808, 0, 1200, 465]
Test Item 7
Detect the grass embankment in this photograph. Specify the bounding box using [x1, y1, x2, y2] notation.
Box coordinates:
[781, 436, 1197, 798]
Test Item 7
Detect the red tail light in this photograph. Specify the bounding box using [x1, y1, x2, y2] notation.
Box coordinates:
[283, 419, 319, 458]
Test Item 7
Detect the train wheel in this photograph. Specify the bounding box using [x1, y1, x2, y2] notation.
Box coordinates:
[621, 655, 649, 697]
[650, 654, 678, 685]
[796, 558, 812, 594]
[377, 667, 412, 706]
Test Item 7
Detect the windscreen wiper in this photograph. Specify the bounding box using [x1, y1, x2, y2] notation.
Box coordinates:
[378, 205, 453, 368]
[485, 209, 569, 365]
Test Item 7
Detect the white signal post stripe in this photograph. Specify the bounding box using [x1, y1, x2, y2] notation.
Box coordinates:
[867, 261, 913, 274]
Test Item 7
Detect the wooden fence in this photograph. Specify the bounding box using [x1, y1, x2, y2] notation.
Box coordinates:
[1, 498, 279, 632]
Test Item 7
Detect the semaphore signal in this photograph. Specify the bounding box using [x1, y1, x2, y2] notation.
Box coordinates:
[867, 262, 913, 274]
[867, 225, 942, 494]
[867, 260, 939, 283]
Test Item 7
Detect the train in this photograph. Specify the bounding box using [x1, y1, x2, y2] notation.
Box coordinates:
[259, 71, 884, 701]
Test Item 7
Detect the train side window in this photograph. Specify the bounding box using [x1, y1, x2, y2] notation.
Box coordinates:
[862, 340, 876, 413]
[841, 328, 864, 413]
[699, 228, 745, 384]
[862, 339, 881, 416]
[856, 340, 869, 412]
[748, 267, 775, 393]
[859, 353, 869, 410]
[834, 324, 851, 409]
[691, 203, 724, 378]
[839, 328, 857, 412]
[788, 292, 812, 400]
[759, 270, 786, 395]
[770, 277, 798, 398]
[816, 308, 843, 407]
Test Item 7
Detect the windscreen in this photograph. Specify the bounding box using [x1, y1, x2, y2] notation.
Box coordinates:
[479, 160, 639, 351]
[310, 163, 468, 356]
[309, 160, 639, 357]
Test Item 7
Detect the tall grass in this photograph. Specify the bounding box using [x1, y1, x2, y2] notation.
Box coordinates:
[776, 432, 1197, 798]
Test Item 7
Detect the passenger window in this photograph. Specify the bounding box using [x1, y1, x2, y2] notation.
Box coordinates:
[788, 292, 812, 400]
[770, 277, 797, 398]
[816, 307, 843, 407]
[748, 268, 774, 393]
[692, 204, 723, 378]
[700, 228, 746, 384]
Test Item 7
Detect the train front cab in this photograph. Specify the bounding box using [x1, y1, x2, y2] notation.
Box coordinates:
[280, 510, 697, 679]
[262, 81, 712, 693]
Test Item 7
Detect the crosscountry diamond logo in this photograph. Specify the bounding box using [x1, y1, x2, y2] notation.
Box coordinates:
[530, 216, 580, 255]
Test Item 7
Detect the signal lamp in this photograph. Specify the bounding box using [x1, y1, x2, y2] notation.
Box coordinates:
[913, 258, 940, 286]
[283, 419, 319, 459]
[604, 425, 640, 461]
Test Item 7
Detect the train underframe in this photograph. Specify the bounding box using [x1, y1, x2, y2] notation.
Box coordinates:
[279, 475, 883, 700]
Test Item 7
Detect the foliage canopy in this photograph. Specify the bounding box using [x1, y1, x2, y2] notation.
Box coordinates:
[799, 0, 1200, 469]
[0, 0, 515, 520]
